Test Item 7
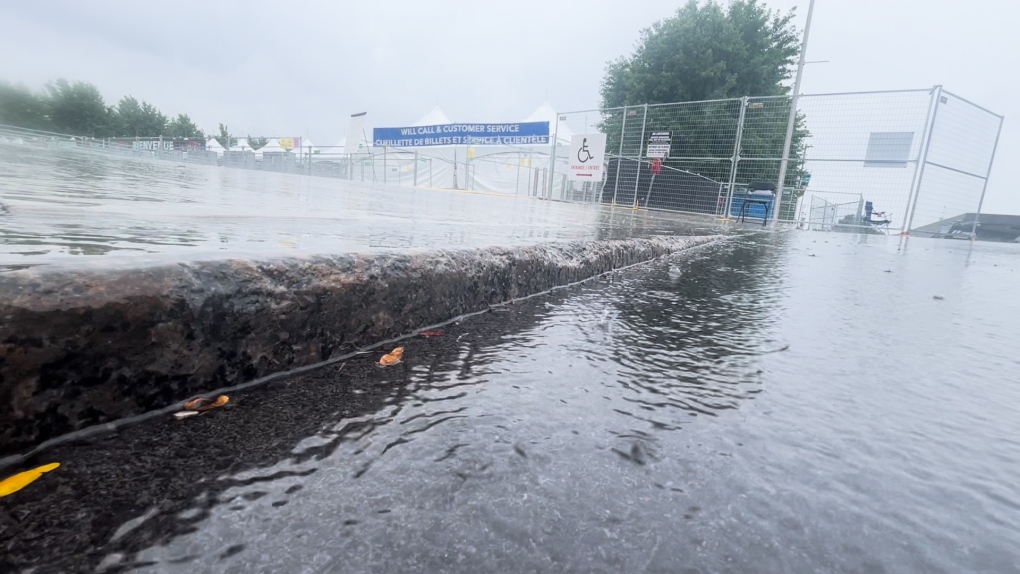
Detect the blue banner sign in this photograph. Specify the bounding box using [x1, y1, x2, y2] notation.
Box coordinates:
[373, 121, 550, 147]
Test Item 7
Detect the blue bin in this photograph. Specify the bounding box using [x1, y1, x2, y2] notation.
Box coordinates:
[730, 194, 773, 220]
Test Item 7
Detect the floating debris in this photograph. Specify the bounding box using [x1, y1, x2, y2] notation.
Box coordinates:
[933, 295, 945, 301]
[611, 443, 648, 466]
[378, 347, 404, 366]
[0, 462, 60, 498]
[184, 395, 230, 412]
[419, 330, 445, 338]
[176, 395, 230, 418]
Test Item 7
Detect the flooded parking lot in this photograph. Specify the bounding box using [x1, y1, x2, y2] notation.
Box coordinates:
[0, 144, 713, 270]
[3, 233, 1018, 573]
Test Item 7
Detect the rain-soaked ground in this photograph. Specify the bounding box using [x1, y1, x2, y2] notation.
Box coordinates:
[2, 232, 1018, 573]
[0, 143, 715, 270]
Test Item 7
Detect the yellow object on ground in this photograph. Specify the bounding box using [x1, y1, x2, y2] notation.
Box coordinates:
[0, 462, 60, 498]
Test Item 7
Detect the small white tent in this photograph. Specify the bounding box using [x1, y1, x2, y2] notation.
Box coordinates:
[285, 137, 316, 158]
[525, 102, 573, 144]
[205, 137, 225, 157]
[329, 135, 372, 155]
[255, 138, 286, 158]
[230, 137, 251, 152]
[413, 106, 453, 126]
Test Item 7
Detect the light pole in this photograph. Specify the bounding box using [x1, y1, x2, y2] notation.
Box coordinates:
[772, 0, 815, 224]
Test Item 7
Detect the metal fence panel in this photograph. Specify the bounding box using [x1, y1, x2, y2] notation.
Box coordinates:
[792, 89, 935, 230]
[909, 89, 1004, 234]
[0, 85, 1001, 234]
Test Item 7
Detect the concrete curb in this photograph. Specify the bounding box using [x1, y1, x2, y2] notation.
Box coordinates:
[0, 235, 720, 455]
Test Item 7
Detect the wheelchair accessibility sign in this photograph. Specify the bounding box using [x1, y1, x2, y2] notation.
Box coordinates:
[567, 133, 607, 182]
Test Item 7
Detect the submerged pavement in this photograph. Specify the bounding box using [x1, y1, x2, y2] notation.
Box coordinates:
[0, 143, 725, 456]
[2, 234, 1018, 573]
[0, 143, 719, 270]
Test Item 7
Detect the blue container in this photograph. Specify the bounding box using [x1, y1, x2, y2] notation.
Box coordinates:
[730, 194, 774, 220]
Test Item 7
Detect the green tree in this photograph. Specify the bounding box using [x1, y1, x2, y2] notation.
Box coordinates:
[114, 96, 167, 137]
[214, 123, 234, 148]
[247, 135, 267, 150]
[599, 0, 809, 214]
[46, 79, 113, 137]
[601, 0, 801, 108]
[166, 113, 204, 139]
[0, 82, 51, 131]
[114, 96, 142, 136]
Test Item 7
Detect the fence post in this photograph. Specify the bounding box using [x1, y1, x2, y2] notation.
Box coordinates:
[902, 86, 938, 231]
[971, 114, 1005, 236]
[547, 113, 560, 199]
[632, 104, 649, 208]
[516, 151, 522, 196]
[413, 151, 419, 186]
[772, 0, 815, 224]
[724, 97, 749, 219]
[772, 93, 799, 223]
[905, 85, 943, 233]
[611, 106, 628, 206]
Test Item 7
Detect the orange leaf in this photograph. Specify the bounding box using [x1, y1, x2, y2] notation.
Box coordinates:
[378, 347, 404, 366]
[0, 462, 60, 498]
[183, 395, 230, 412]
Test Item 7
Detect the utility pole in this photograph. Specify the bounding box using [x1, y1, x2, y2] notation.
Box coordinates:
[772, 0, 815, 224]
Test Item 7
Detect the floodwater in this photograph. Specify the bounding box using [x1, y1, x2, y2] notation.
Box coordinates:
[3, 232, 1018, 573]
[0, 143, 713, 270]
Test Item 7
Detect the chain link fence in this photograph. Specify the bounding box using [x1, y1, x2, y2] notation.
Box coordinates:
[0, 86, 1001, 234]
[553, 87, 1003, 233]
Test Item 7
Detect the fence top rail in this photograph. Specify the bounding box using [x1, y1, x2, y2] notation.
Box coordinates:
[791, 87, 934, 98]
[559, 106, 624, 115]
[559, 97, 743, 116]
[0, 123, 81, 139]
[557, 87, 942, 118]
[939, 89, 1005, 119]
[646, 96, 744, 108]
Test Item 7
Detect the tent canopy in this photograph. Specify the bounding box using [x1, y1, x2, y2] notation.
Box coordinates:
[413, 106, 453, 126]
[260, 138, 286, 152]
[327, 134, 372, 154]
[205, 137, 225, 157]
[525, 102, 573, 144]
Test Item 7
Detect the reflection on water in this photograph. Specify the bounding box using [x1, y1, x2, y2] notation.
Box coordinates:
[4, 234, 1020, 573]
[0, 144, 709, 267]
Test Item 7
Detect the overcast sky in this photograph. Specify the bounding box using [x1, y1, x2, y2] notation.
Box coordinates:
[1, 0, 1015, 213]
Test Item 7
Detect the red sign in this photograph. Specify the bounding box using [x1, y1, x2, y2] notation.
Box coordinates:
[650, 157, 662, 175]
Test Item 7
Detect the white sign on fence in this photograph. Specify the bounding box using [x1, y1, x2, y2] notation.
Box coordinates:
[646, 131, 671, 158]
[567, 133, 607, 181]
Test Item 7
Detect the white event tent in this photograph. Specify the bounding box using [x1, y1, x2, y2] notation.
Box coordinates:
[204, 137, 225, 157]
[316, 103, 576, 196]
[229, 137, 251, 152]
[255, 138, 287, 157]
